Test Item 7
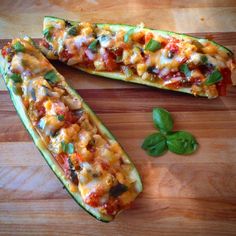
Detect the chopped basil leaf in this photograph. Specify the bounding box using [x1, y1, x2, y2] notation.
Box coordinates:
[109, 183, 128, 197]
[68, 26, 78, 36]
[153, 107, 173, 133]
[61, 141, 74, 154]
[43, 27, 53, 41]
[200, 55, 208, 64]
[57, 114, 64, 121]
[124, 28, 135, 43]
[13, 42, 25, 53]
[167, 131, 198, 155]
[204, 69, 222, 85]
[180, 63, 191, 78]
[88, 39, 98, 53]
[44, 70, 60, 84]
[9, 73, 22, 83]
[145, 39, 161, 52]
[141, 132, 167, 157]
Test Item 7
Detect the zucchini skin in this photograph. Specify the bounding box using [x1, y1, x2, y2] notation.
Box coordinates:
[0, 37, 143, 222]
[41, 16, 235, 98]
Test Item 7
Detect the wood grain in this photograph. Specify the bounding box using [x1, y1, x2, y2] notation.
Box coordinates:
[1, 1, 236, 235]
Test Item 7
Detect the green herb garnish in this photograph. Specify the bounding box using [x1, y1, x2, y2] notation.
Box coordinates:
[204, 69, 222, 86]
[88, 39, 98, 53]
[145, 39, 162, 52]
[153, 107, 173, 133]
[141, 133, 167, 156]
[43, 27, 53, 41]
[200, 55, 208, 64]
[44, 70, 60, 84]
[180, 63, 191, 78]
[167, 131, 198, 155]
[57, 114, 64, 121]
[13, 42, 25, 53]
[9, 73, 22, 83]
[61, 141, 74, 154]
[124, 28, 135, 43]
[142, 108, 198, 157]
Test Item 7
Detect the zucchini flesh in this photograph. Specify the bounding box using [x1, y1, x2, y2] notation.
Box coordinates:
[40, 16, 235, 99]
[0, 37, 142, 222]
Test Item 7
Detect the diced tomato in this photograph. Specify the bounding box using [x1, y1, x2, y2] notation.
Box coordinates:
[102, 50, 118, 71]
[35, 100, 46, 118]
[60, 49, 73, 61]
[220, 68, 232, 85]
[1, 47, 7, 58]
[112, 47, 123, 57]
[100, 161, 110, 171]
[85, 189, 104, 207]
[63, 111, 78, 126]
[74, 153, 85, 163]
[145, 32, 154, 44]
[56, 153, 68, 165]
[40, 39, 50, 49]
[216, 68, 232, 96]
[165, 38, 180, 54]
[103, 199, 119, 216]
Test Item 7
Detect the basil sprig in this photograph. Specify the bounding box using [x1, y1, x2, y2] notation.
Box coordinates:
[142, 108, 198, 157]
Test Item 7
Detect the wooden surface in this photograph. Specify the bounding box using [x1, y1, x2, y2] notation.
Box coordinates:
[1, 1, 236, 235]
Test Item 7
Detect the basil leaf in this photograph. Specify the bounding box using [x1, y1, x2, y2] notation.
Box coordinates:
[153, 108, 173, 133]
[88, 39, 98, 53]
[180, 63, 191, 78]
[43, 27, 53, 41]
[141, 133, 167, 157]
[9, 73, 22, 83]
[167, 131, 198, 155]
[13, 42, 25, 53]
[200, 55, 208, 64]
[44, 70, 60, 84]
[68, 26, 78, 36]
[204, 69, 222, 86]
[57, 115, 64, 121]
[124, 28, 135, 43]
[145, 39, 161, 52]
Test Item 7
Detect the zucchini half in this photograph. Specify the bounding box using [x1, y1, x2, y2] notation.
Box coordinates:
[41, 16, 235, 98]
[0, 37, 142, 222]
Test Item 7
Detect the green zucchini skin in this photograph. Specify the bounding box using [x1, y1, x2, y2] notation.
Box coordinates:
[0, 37, 143, 222]
[41, 16, 234, 98]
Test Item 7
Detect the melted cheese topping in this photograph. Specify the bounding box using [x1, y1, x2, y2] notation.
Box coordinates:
[42, 20, 234, 98]
[4, 38, 140, 217]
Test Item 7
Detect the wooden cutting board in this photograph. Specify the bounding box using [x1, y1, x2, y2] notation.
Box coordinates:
[1, 1, 236, 235]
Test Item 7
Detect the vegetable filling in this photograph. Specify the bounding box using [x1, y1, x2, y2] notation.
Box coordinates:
[1, 38, 141, 217]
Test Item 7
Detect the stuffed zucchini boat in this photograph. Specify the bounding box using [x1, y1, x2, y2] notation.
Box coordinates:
[40, 16, 235, 99]
[0, 37, 142, 222]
